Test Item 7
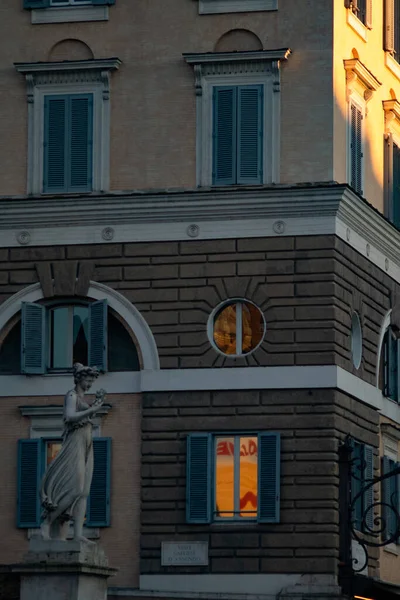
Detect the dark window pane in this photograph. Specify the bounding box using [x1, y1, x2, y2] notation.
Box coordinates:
[108, 314, 140, 371]
[0, 321, 21, 374]
[50, 307, 69, 369]
[73, 306, 89, 365]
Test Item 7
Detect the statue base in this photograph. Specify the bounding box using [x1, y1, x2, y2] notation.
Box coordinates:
[15, 537, 117, 600]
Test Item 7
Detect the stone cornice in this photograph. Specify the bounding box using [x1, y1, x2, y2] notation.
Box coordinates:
[343, 58, 381, 90]
[383, 99, 400, 130]
[183, 49, 291, 65]
[14, 58, 121, 74]
[1, 183, 400, 283]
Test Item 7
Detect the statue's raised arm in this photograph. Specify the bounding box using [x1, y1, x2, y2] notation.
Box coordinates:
[40, 363, 107, 543]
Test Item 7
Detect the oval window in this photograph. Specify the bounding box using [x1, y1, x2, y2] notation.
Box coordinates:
[351, 312, 362, 369]
[212, 300, 265, 356]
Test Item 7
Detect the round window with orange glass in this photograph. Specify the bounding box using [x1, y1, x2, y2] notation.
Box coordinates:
[212, 300, 265, 356]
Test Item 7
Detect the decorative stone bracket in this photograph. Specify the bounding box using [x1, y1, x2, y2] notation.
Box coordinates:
[35, 261, 94, 298]
[344, 58, 381, 104]
[383, 98, 400, 135]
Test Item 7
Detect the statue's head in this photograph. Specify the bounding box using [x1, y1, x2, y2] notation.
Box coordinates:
[73, 363, 100, 390]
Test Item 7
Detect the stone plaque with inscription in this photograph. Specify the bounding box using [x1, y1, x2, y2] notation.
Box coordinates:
[161, 541, 209, 566]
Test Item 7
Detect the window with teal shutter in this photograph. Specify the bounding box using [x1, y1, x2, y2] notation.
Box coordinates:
[17, 439, 41, 528]
[258, 432, 280, 523]
[186, 432, 280, 523]
[88, 299, 108, 372]
[351, 440, 374, 532]
[212, 85, 263, 186]
[21, 302, 46, 375]
[383, 328, 399, 401]
[43, 94, 93, 194]
[87, 438, 112, 527]
[23, 0, 50, 7]
[363, 444, 374, 531]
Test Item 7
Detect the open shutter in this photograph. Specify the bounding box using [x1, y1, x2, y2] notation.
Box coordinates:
[68, 95, 93, 192]
[43, 96, 67, 193]
[363, 445, 374, 531]
[351, 440, 363, 530]
[382, 456, 398, 540]
[237, 85, 263, 185]
[350, 104, 363, 195]
[385, 134, 394, 221]
[17, 439, 41, 528]
[387, 331, 398, 400]
[365, 0, 373, 28]
[88, 299, 108, 372]
[86, 438, 111, 527]
[393, 144, 400, 228]
[213, 87, 236, 185]
[186, 434, 211, 523]
[23, 0, 50, 8]
[258, 432, 280, 523]
[21, 302, 46, 374]
[385, 0, 395, 52]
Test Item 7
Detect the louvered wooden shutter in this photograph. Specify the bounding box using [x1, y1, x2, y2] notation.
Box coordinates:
[350, 104, 363, 195]
[88, 299, 108, 372]
[86, 438, 111, 527]
[213, 87, 236, 185]
[17, 439, 41, 528]
[186, 434, 211, 523]
[385, 0, 395, 52]
[393, 144, 400, 227]
[386, 331, 398, 400]
[382, 456, 398, 540]
[258, 432, 280, 523]
[69, 95, 93, 192]
[21, 302, 46, 374]
[365, 0, 373, 28]
[363, 445, 374, 531]
[351, 440, 363, 530]
[44, 95, 67, 193]
[23, 0, 50, 7]
[385, 134, 394, 221]
[237, 85, 263, 185]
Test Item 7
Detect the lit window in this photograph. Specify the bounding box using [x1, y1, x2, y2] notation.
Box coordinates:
[212, 300, 265, 356]
[46, 440, 62, 467]
[215, 436, 258, 519]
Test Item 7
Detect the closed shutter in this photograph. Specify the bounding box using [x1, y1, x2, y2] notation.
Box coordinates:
[86, 438, 111, 527]
[44, 96, 67, 193]
[23, 0, 50, 7]
[69, 95, 93, 191]
[21, 302, 46, 375]
[17, 439, 41, 528]
[88, 299, 108, 372]
[213, 87, 236, 185]
[363, 445, 374, 531]
[385, 0, 395, 52]
[350, 104, 363, 195]
[43, 94, 93, 193]
[186, 434, 211, 523]
[258, 432, 280, 523]
[237, 85, 263, 185]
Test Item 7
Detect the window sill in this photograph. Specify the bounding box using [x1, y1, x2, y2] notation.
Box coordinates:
[346, 9, 368, 41]
[386, 52, 400, 82]
[28, 526, 99, 540]
[199, 0, 277, 15]
[31, 5, 109, 24]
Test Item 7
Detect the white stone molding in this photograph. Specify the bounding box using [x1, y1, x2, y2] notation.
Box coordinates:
[32, 5, 109, 24]
[198, 0, 278, 14]
[0, 281, 159, 371]
[385, 52, 400, 82]
[15, 59, 121, 195]
[344, 58, 381, 102]
[346, 9, 368, 41]
[183, 50, 290, 186]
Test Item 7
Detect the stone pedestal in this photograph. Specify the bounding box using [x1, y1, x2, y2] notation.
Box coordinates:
[14, 538, 117, 600]
[277, 574, 345, 600]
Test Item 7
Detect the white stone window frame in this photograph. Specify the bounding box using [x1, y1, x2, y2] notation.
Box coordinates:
[20, 404, 111, 539]
[184, 50, 290, 188]
[346, 91, 366, 196]
[383, 99, 400, 221]
[32, 3, 109, 24]
[198, 0, 277, 15]
[15, 59, 121, 196]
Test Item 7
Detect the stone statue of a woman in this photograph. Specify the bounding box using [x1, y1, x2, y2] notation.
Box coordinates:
[40, 363, 106, 543]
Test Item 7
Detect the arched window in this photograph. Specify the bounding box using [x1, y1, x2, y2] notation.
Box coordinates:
[0, 299, 139, 375]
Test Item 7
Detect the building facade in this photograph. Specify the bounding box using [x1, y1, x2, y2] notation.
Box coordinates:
[1, 1, 400, 599]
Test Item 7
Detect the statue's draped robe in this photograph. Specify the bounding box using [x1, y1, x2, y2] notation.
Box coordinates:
[41, 391, 94, 522]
